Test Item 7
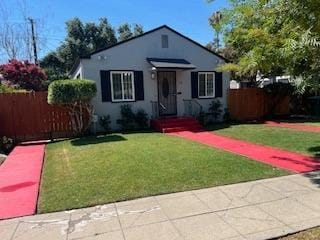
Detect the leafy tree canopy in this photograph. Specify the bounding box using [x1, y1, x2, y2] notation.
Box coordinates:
[214, 0, 320, 93]
[117, 23, 144, 42]
[41, 18, 143, 82]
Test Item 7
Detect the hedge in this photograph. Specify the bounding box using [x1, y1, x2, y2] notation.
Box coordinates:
[48, 79, 97, 105]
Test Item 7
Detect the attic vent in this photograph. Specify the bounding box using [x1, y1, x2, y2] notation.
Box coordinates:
[161, 34, 168, 48]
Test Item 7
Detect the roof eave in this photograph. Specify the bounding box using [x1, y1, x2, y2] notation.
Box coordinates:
[84, 25, 229, 62]
[68, 56, 90, 77]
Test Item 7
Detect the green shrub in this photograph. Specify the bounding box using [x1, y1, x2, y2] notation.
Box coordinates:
[118, 104, 136, 130]
[209, 99, 223, 121]
[0, 136, 14, 154]
[135, 109, 149, 129]
[118, 105, 149, 131]
[223, 108, 231, 122]
[0, 84, 22, 93]
[197, 110, 206, 126]
[99, 115, 111, 133]
[48, 79, 96, 104]
[0, 85, 12, 93]
[48, 79, 97, 135]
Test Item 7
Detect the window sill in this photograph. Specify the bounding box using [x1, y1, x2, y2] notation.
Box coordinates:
[111, 99, 136, 103]
[198, 96, 215, 99]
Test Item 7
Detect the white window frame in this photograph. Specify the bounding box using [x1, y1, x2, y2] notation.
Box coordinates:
[110, 71, 135, 102]
[198, 72, 215, 98]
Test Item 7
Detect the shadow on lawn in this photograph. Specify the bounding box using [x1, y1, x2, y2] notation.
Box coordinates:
[71, 134, 127, 146]
[269, 117, 320, 124]
[205, 122, 246, 131]
[301, 171, 320, 189]
[308, 146, 320, 158]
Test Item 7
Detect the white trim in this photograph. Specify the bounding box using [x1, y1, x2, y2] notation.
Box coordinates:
[198, 72, 215, 98]
[73, 65, 82, 79]
[110, 71, 135, 102]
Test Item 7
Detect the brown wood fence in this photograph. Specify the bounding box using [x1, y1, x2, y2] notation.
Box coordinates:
[228, 88, 290, 121]
[0, 92, 74, 141]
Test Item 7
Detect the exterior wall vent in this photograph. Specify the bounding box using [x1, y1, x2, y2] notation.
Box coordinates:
[161, 34, 169, 48]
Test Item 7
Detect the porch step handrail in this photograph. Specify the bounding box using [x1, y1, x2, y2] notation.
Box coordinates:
[183, 99, 203, 117]
[150, 101, 159, 119]
[159, 102, 166, 110]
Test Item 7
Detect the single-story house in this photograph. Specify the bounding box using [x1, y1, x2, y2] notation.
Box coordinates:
[70, 25, 230, 130]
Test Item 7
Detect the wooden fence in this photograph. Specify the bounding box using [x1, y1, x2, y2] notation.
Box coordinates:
[0, 92, 74, 141]
[228, 88, 290, 121]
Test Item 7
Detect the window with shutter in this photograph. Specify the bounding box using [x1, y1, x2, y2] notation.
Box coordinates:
[198, 72, 215, 98]
[110, 71, 135, 102]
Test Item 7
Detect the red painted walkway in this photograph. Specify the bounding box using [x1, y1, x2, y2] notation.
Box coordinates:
[170, 131, 320, 173]
[0, 144, 45, 220]
[265, 121, 320, 133]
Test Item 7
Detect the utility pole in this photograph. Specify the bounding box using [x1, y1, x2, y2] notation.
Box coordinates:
[27, 17, 38, 65]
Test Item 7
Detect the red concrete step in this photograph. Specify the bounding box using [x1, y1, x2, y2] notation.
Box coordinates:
[163, 127, 203, 133]
[151, 117, 203, 133]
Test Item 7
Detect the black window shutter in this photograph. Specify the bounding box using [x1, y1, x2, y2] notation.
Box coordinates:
[134, 71, 144, 101]
[100, 70, 111, 102]
[191, 72, 198, 98]
[215, 72, 223, 98]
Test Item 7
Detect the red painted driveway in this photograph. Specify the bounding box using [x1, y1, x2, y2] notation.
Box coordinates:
[265, 121, 320, 133]
[0, 144, 45, 220]
[170, 131, 320, 173]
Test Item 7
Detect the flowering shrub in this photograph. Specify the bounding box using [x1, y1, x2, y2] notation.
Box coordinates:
[0, 59, 47, 91]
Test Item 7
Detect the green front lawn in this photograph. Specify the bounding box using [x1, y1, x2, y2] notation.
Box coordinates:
[207, 124, 320, 157]
[272, 119, 320, 126]
[38, 132, 287, 213]
[278, 227, 320, 240]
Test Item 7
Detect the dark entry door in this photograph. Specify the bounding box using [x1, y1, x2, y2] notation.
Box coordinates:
[158, 71, 177, 116]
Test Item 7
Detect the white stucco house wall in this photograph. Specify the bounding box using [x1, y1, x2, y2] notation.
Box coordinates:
[70, 25, 230, 130]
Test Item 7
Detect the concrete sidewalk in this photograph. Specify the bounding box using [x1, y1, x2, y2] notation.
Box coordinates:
[1, 172, 320, 240]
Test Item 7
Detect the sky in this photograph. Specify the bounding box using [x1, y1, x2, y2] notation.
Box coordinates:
[1, 0, 229, 60]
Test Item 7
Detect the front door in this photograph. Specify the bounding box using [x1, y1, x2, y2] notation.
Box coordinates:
[158, 71, 177, 116]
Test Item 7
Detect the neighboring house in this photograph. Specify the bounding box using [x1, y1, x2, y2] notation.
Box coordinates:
[230, 80, 240, 89]
[70, 25, 230, 130]
[230, 76, 293, 89]
[257, 73, 292, 88]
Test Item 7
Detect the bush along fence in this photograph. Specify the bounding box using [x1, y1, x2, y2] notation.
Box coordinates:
[0, 91, 82, 142]
[228, 88, 290, 121]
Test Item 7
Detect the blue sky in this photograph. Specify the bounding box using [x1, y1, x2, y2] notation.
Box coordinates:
[2, 0, 228, 58]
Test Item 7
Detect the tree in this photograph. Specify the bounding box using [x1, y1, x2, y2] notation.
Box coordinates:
[117, 23, 133, 42]
[117, 23, 144, 42]
[209, 11, 223, 50]
[41, 18, 118, 78]
[0, 0, 48, 63]
[40, 52, 68, 81]
[48, 79, 97, 135]
[0, 59, 47, 91]
[214, 0, 320, 93]
[133, 24, 144, 36]
[0, 1, 31, 61]
[41, 19, 144, 81]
